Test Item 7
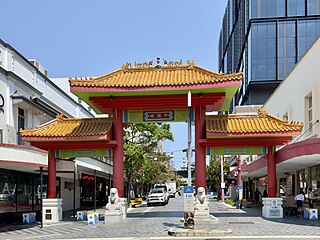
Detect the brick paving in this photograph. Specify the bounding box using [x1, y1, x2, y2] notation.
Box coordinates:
[0, 195, 319, 239]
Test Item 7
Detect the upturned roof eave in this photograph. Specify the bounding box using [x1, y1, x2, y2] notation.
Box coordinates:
[22, 134, 111, 142]
[206, 130, 301, 138]
[69, 80, 242, 94]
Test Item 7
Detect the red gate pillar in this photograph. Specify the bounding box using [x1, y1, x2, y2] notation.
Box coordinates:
[48, 149, 57, 198]
[113, 109, 124, 197]
[195, 106, 206, 191]
[267, 146, 277, 197]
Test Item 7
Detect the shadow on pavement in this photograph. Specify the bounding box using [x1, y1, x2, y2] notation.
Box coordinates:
[128, 210, 183, 218]
[0, 223, 39, 233]
[213, 202, 320, 227]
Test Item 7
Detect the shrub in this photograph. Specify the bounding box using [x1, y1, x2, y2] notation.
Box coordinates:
[225, 198, 236, 206]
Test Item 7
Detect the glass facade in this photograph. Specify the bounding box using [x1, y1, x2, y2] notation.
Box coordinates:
[288, 0, 306, 16]
[251, 22, 276, 81]
[278, 21, 296, 79]
[298, 19, 320, 59]
[0, 169, 48, 214]
[308, 0, 320, 15]
[219, 0, 320, 106]
[251, 0, 285, 18]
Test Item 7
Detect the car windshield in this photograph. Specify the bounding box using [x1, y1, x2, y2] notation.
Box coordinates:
[150, 188, 164, 194]
[155, 185, 167, 191]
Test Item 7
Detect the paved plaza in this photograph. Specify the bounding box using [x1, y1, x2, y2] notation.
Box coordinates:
[0, 195, 319, 240]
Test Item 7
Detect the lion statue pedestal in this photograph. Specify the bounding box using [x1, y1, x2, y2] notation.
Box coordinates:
[194, 187, 209, 216]
[105, 188, 123, 223]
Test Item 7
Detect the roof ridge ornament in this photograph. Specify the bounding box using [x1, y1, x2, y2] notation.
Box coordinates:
[56, 113, 65, 120]
[163, 59, 183, 67]
[121, 62, 131, 72]
[258, 108, 267, 116]
[122, 58, 185, 70]
[187, 60, 195, 69]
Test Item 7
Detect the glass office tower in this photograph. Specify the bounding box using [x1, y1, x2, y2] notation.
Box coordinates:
[219, 0, 320, 109]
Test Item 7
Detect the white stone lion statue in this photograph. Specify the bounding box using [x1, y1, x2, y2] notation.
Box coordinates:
[196, 187, 207, 204]
[105, 188, 122, 215]
[109, 188, 120, 204]
[195, 187, 209, 216]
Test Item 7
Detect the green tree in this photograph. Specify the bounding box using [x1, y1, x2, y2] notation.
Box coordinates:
[124, 122, 174, 194]
[206, 155, 229, 190]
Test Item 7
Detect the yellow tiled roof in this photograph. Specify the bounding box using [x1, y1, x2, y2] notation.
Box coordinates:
[21, 114, 112, 139]
[206, 109, 304, 135]
[69, 62, 242, 88]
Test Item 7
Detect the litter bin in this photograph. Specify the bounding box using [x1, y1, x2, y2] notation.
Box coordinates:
[119, 198, 127, 219]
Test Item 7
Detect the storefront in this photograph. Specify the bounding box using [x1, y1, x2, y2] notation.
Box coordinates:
[0, 169, 60, 223]
[80, 173, 111, 208]
[297, 165, 320, 198]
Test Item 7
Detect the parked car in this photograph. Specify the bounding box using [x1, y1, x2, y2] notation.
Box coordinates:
[147, 188, 169, 206]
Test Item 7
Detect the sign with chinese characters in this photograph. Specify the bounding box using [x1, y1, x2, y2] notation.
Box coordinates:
[143, 110, 174, 122]
[123, 109, 190, 123]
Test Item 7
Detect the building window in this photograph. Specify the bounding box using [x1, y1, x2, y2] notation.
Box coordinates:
[298, 20, 320, 60]
[251, 0, 285, 18]
[308, 0, 320, 15]
[17, 107, 25, 145]
[306, 94, 313, 133]
[0, 129, 3, 143]
[250, 22, 276, 81]
[288, 0, 306, 16]
[278, 21, 296, 80]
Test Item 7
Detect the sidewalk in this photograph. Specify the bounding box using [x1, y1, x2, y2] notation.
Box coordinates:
[209, 197, 320, 237]
[154, 196, 320, 238]
[0, 197, 319, 239]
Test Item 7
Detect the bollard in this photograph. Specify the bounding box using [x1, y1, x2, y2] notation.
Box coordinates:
[119, 198, 127, 219]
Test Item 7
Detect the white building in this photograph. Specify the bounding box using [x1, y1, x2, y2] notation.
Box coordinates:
[0, 39, 112, 223]
[241, 37, 320, 209]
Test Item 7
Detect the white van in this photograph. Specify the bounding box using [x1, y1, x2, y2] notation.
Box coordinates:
[155, 183, 176, 198]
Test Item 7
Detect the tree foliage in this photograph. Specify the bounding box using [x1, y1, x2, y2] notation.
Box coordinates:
[124, 122, 174, 187]
[206, 155, 229, 190]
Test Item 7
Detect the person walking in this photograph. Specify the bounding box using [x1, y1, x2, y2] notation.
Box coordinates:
[254, 188, 262, 206]
[263, 189, 268, 198]
[294, 190, 305, 216]
[308, 188, 314, 208]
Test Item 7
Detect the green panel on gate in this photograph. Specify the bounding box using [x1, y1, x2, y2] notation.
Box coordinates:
[55, 149, 112, 158]
[209, 146, 267, 155]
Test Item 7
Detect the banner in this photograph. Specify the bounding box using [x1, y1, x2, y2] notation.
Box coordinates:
[183, 186, 194, 229]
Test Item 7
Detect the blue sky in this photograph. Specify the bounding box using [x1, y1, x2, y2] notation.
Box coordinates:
[0, 0, 228, 168]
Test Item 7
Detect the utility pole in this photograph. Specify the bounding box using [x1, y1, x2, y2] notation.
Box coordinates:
[40, 167, 43, 228]
[187, 91, 192, 186]
[221, 156, 225, 203]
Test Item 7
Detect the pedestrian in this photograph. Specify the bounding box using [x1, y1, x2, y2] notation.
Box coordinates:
[294, 190, 305, 216]
[307, 188, 314, 208]
[263, 189, 268, 198]
[254, 188, 262, 205]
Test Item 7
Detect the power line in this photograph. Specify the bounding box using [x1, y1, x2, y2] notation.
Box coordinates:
[164, 146, 195, 154]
